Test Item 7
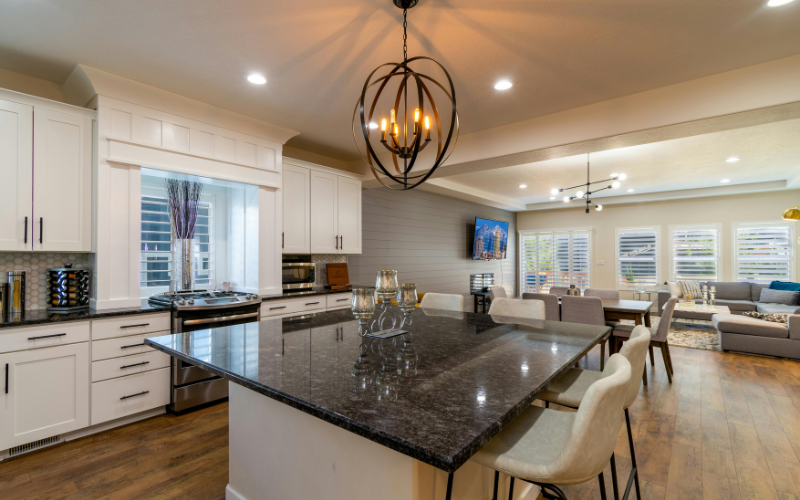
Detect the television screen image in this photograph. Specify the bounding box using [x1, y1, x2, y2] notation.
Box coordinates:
[473, 218, 509, 260]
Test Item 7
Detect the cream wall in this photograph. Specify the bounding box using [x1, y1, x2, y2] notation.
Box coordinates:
[516, 190, 800, 298]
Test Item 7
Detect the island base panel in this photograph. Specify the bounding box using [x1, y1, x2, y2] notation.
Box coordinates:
[225, 383, 539, 500]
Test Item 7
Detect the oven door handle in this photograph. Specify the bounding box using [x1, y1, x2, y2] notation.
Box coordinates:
[182, 312, 260, 326]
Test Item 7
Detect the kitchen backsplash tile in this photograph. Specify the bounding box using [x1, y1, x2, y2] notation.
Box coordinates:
[311, 254, 347, 286]
[1, 253, 91, 311]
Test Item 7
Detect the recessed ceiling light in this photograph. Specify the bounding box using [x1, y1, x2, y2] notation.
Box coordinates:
[519, 184, 527, 188]
[247, 74, 267, 84]
[726, 157, 740, 163]
[627, 189, 635, 193]
[768, 0, 795, 6]
[369, 122, 379, 129]
[494, 80, 513, 91]
[549, 197, 556, 200]
[721, 179, 731, 183]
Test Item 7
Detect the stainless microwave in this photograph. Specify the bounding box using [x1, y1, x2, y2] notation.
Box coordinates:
[282, 262, 316, 291]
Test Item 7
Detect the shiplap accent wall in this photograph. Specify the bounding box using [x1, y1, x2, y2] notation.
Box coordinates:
[348, 188, 517, 310]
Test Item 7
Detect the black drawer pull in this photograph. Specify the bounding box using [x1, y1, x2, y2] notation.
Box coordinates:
[4, 364, 8, 394]
[28, 333, 67, 341]
[120, 361, 150, 369]
[120, 390, 149, 400]
[39, 217, 43, 244]
[305, 302, 320, 306]
[120, 323, 149, 329]
[24, 217, 28, 244]
[269, 306, 287, 310]
[336, 298, 349, 302]
[121, 343, 146, 349]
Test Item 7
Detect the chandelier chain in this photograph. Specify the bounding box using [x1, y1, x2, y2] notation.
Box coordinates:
[403, 9, 408, 63]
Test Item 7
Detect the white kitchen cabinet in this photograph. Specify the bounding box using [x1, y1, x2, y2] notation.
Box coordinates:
[310, 169, 340, 254]
[337, 176, 362, 254]
[282, 163, 311, 254]
[33, 106, 93, 252]
[0, 99, 33, 251]
[0, 343, 90, 451]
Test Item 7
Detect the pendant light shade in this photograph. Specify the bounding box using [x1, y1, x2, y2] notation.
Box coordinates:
[783, 206, 800, 221]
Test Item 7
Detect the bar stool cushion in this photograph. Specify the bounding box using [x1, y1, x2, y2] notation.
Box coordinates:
[539, 368, 598, 408]
[419, 293, 464, 312]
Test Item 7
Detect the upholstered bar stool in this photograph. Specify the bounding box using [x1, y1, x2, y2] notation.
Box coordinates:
[488, 298, 546, 321]
[467, 354, 631, 500]
[522, 293, 560, 321]
[538, 326, 652, 500]
[613, 298, 676, 383]
[418, 292, 464, 312]
[489, 287, 508, 300]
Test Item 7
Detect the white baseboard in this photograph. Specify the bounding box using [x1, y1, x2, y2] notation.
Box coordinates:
[226, 484, 247, 500]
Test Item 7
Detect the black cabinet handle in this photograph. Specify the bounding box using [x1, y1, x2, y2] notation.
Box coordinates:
[335, 235, 339, 250]
[269, 305, 286, 310]
[39, 217, 43, 244]
[28, 333, 67, 341]
[4, 364, 8, 394]
[340, 235, 343, 249]
[120, 361, 150, 369]
[120, 323, 149, 329]
[24, 217, 28, 244]
[336, 298, 349, 302]
[282, 232, 284, 249]
[121, 343, 146, 349]
[120, 390, 149, 400]
[305, 302, 320, 306]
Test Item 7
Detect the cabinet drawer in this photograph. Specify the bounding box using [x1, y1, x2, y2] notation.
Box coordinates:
[91, 367, 170, 425]
[92, 350, 171, 382]
[0, 321, 90, 354]
[262, 297, 325, 318]
[91, 313, 171, 341]
[92, 331, 168, 361]
[326, 293, 352, 310]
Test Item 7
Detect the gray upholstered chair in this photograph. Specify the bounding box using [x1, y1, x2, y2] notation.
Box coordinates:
[489, 286, 507, 301]
[538, 326, 652, 500]
[548, 286, 570, 297]
[469, 354, 631, 500]
[419, 293, 464, 312]
[561, 295, 612, 369]
[584, 288, 621, 328]
[613, 297, 676, 383]
[522, 293, 560, 321]
[488, 298, 546, 321]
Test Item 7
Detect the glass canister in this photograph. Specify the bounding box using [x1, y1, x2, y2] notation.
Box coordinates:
[47, 264, 90, 312]
[7, 271, 26, 317]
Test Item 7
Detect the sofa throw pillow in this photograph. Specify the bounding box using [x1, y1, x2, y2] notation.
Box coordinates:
[758, 288, 800, 305]
[667, 282, 682, 299]
[768, 281, 800, 291]
[742, 311, 789, 324]
[677, 280, 703, 299]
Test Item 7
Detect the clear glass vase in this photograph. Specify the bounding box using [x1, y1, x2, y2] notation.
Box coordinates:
[173, 238, 194, 292]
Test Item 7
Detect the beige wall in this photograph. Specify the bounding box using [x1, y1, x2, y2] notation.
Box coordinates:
[516, 190, 800, 298]
[0, 67, 66, 102]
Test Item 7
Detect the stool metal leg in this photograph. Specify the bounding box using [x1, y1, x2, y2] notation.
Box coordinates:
[610, 453, 620, 500]
[508, 476, 515, 500]
[625, 408, 642, 500]
[598, 471, 608, 500]
[492, 470, 499, 500]
[445, 472, 454, 500]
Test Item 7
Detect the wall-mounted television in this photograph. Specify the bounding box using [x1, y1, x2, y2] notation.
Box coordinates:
[472, 218, 509, 260]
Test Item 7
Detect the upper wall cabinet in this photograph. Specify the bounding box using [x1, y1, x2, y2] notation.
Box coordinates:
[0, 93, 94, 252]
[282, 159, 362, 255]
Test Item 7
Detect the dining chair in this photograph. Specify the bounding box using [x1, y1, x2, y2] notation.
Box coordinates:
[489, 287, 507, 301]
[538, 326, 651, 500]
[560, 295, 612, 370]
[584, 289, 621, 328]
[488, 298, 546, 321]
[418, 292, 464, 312]
[548, 286, 570, 297]
[468, 354, 631, 500]
[521, 293, 560, 321]
[613, 297, 676, 383]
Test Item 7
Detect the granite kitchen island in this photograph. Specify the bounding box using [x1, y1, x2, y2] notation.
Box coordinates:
[146, 308, 609, 500]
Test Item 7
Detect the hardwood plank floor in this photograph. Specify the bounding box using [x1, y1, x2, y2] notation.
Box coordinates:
[1, 343, 799, 500]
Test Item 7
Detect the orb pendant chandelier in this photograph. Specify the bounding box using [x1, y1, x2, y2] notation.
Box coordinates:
[352, 0, 459, 190]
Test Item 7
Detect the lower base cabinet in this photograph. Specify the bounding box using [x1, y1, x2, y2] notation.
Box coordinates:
[91, 367, 170, 425]
[0, 343, 90, 451]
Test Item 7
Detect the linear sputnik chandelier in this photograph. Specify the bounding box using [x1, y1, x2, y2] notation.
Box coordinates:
[352, 0, 459, 190]
[552, 154, 626, 213]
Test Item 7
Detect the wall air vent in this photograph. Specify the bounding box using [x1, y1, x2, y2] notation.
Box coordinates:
[8, 435, 61, 457]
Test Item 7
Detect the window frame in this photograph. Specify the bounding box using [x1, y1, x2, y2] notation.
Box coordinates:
[518, 227, 593, 294]
[615, 226, 661, 290]
[668, 223, 722, 282]
[731, 221, 795, 284]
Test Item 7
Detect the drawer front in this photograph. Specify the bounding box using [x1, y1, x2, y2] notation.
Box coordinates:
[91, 313, 171, 341]
[0, 321, 90, 354]
[92, 331, 168, 361]
[326, 293, 352, 310]
[92, 350, 171, 382]
[91, 367, 170, 425]
[262, 297, 325, 318]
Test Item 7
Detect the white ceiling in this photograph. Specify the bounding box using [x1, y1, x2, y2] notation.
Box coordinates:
[0, 0, 799, 160]
[442, 118, 800, 205]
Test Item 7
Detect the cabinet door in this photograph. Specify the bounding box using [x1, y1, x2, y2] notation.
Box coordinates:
[282, 164, 311, 254]
[33, 107, 93, 252]
[337, 177, 362, 254]
[309, 170, 339, 254]
[0, 343, 90, 450]
[0, 99, 33, 251]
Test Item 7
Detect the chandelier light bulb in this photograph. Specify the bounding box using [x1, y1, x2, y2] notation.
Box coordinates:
[576, 190, 584, 198]
[247, 74, 267, 84]
[618, 173, 627, 180]
[424, 116, 430, 129]
[596, 205, 603, 211]
[414, 108, 420, 122]
[369, 122, 379, 129]
[551, 188, 559, 195]
[519, 184, 527, 188]
[610, 173, 619, 179]
[563, 196, 570, 203]
[612, 181, 621, 189]
[494, 80, 513, 90]
[381, 119, 387, 131]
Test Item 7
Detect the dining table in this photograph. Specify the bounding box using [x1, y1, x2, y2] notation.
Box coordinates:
[601, 299, 653, 327]
[146, 306, 611, 500]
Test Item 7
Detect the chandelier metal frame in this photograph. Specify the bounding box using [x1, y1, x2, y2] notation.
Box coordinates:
[352, 0, 459, 190]
[554, 154, 625, 213]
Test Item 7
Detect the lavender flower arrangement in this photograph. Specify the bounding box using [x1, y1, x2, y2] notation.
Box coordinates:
[164, 179, 203, 291]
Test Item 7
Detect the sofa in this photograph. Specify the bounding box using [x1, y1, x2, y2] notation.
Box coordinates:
[657, 281, 800, 318]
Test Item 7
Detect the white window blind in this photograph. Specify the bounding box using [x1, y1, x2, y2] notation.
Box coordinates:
[671, 226, 719, 281]
[141, 196, 214, 288]
[735, 224, 792, 284]
[520, 230, 591, 293]
[617, 229, 658, 288]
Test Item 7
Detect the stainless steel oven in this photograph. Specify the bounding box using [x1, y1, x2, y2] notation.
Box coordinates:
[282, 262, 316, 292]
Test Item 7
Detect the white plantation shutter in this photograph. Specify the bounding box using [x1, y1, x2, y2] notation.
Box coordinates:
[520, 230, 591, 293]
[735, 224, 792, 284]
[672, 227, 719, 281]
[617, 229, 658, 288]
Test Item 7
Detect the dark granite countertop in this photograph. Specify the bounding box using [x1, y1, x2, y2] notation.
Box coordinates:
[260, 286, 356, 301]
[0, 301, 170, 329]
[145, 307, 610, 473]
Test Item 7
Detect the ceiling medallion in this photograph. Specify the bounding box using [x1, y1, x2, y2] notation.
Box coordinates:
[552, 154, 626, 213]
[352, 0, 459, 190]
